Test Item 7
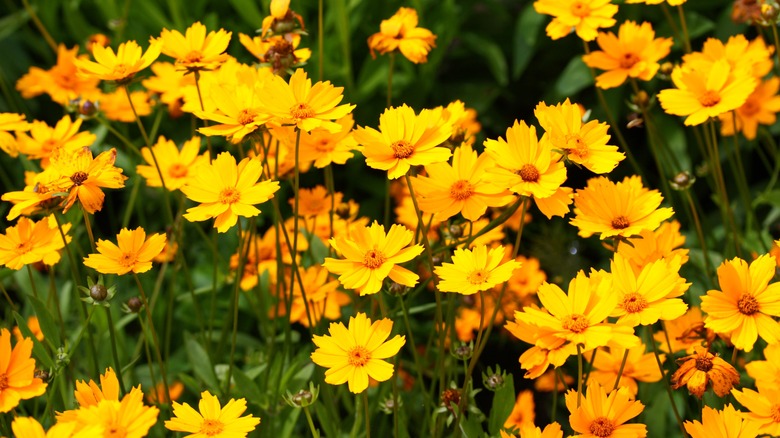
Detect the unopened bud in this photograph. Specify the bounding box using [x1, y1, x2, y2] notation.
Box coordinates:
[126, 296, 143, 313]
[90, 284, 108, 302]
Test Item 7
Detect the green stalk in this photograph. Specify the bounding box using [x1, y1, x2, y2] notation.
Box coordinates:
[133, 273, 170, 405]
[105, 306, 128, 394]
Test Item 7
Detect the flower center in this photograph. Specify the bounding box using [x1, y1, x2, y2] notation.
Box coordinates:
[0, 373, 8, 390]
[737, 293, 760, 315]
[16, 241, 33, 255]
[517, 164, 540, 182]
[70, 171, 89, 186]
[290, 103, 315, 120]
[219, 187, 241, 204]
[771, 404, 780, 423]
[621, 293, 648, 313]
[467, 269, 489, 285]
[589, 417, 614, 437]
[237, 109, 258, 126]
[118, 252, 137, 267]
[112, 64, 129, 77]
[570, 1, 591, 17]
[741, 98, 760, 116]
[695, 355, 713, 372]
[106, 425, 127, 438]
[565, 135, 589, 158]
[363, 249, 386, 269]
[168, 163, 188, 178]
[184, 50, 204, 63]
[347, 345, 371, 366]
[619, 52, 640, 69]
[611, 215, 630, 230]
[391, 140, 414, 159]
[200, 419, 225, 436]
[315, 139, 334, 152]
[699, 90, 721, 107]
[562, 314, 589, 333]
[450, 180, 475, 201]
[42, 139, 59, 154]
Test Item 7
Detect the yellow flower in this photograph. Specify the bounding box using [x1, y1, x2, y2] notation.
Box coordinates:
[165, 390, 260, 437]
[684, 405, 761, 438]
[533, 0, 618, 42]
[1, 170, 65, 220]
[298, 114, 357, 168]
[290, 185, 341, 217]
[74, 39, 162, 84]
[670, 346, 740, 398]
[196, 82, 271, 143]
[570, 175, 674, 240]
[746, 343, 780, 391]
[354, 104, 452, 179]
[160, 22, 232, 72]
[324, 221, 424, 295]
[57, 386, 159, 438]
[310, 312, 406, 393]
[16, 115, 96, 168]
[181, 152, 280, 233]
[501, 423, 563, 438]
[534, 99, 624, 174]
[258, 68, 355, 133]
[684, 35, 773, 79]
[142, 62, 196, 116]
[626, 0, 685, 5]
[658, 60, 757, 126]
[0, 112, 30, 157]
[11, 417, 102, 438]
[731, 386, 780, 435]
[565, 383, 647, 438]
[413, 143, 513, 221]
[587, 345, 664, 396]
[0, 329, 48, 413]
[505, 317, 572, 378]
[83, 227, 167, 275]
[701, 254, 780, 352]
[504, 389, 535, 430]
[442, 100, 482, 145]
[15, 44, 101, 106]
[367, 7, 437, 64]
[136, 135, 209, 191]
[617, 220, 689, 272]
[582, 21, 672, 89]
[434, 245, 521, 295]
[0, 215, 71, 270]
[73, 368, 120, 407]
[720, 77, 780, 140]
[50, 147, 127, 214]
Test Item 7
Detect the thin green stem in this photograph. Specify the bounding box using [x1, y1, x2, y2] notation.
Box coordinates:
[647, 326, 686, 435]
[612, 349, 630, 391]
[81, 207, 96, 252]
[133, 273, 170, 406]
[225, 220, 245, 396]
[387, 53, 395, 108]
[26, 264, 39, 299]
[0, 282, 15, 311]
[318, 0, 324, 81]
[105, 306, 128, 394]
[683, 189, 712, 278]
[399, 297, 430, 398]
[193, 71, 213, 157]
[577, 344, 584, 407]
[290, 128, 315, 328]
[21, 0, 57, 52]
[95, 116, 142, 157]
[363, 391, 371, 438]
[304, 405, 320, 438]
[677, 4, 692, 53]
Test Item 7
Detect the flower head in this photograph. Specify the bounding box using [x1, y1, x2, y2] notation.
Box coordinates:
[311, 312, 406, 393]
[720, 76, 780, 140]
[565, 383, 647, 438]
[83, 227, 167, 275]
[160, 22, 232, 72]
[684, 404, 761, 438]
[731, 386, 780, 435]
[0, 113, 30, 157]
[0, 215, 71, 270]
[136, 136, 209, 191]
[74, 39, 162, 84]
[12, 417, 103, 438]
[367, 7, 437, 64]
[746, 343, 780, 391]
[587, 344, 664, 396]
[434, 245, 521, 295]
[15, 44, 101, 105]
[57, 386, 158, 438]
[0, 329, 48, 413]
[533, 0, 618, 42]
[670, 346, 740, 398]
[165, 390, 261, 437]
[16, 115, 96, 168]
[298, 114, 357, 168]
[49, 147, 127, 214]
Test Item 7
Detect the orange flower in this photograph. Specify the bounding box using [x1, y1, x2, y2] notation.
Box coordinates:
[720, 76, 780, 140]
[99, 89, 153, 123]
[0, 113, 30, 157]
[0, 328, 48, 413]
[50, 147, 127, 214]
[136, 135, 209, 191]
[15, 44, 101, 105]
[684, 405, 761, 438]
[367, 7, 437, 64]
[565, 383, 647, 438]
[16, 115, 96, 168]
[0, 215, 71, 270]
[670, 346, 740, 398]
[587, 345, 664, 396]
[504, 390, 535, 430]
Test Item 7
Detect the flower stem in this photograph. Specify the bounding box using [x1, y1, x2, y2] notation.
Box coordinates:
[683, 186, 712, 278]
[133, 273, 170, 406]
[105, 306, 128, 394]
[647, 326, 685, 435]
[193, 71, 213, 158]
[290, 128, 315, 328]
[387, 53, 395, 108]
[612, 349, 629, 391]
[81, 207, 96, 252]
[318, 0, 324, 81]
[677, 4, 692, 53]
[363, 391, 371, 438]
[225, 219, 245, 396]
[304, 405, 320, 438]
[399, 296, 429, 398]
[21, 0, 58, 52]
[576, 344, 584, 407]
[26, 264, 39, 299]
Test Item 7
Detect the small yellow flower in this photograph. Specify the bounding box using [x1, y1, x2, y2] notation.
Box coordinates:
[74, 39, 162, 84]
[136, 135, 209, 191]
[434, 245, 521, 295]
[16, 115, 96, 168]
[0, 215, 71, 270]
[165, 390, 260, 437]
[160, 22, 232, 72]
[0, 329, 48, 413]
[684, 405, 761, 438]
[83, 227, 167, 275]
[0, 112, 30, 157]
[367, 7, 437, 64]
[533, 0, 618, 42]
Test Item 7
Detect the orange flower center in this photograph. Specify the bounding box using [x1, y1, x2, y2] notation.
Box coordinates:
[315, 139, 334, 152]
[16, 241, 33, 255]
[589, 417, 615, 437]
[699, 90, 721, 107]
[619, 52, 640, 69]
[118, 252, 138, 268]
[168, 163, 188, 178]
[517, 164, 540, 182]
[467, 269, 490, 285]
[770, 404, 780, 423]
[70, 171, 89, 186]
[695, 355, 713, 372]
[562, 313, 589, 333]
[737, 293, 760, 315]
[611, 215, 630, 230]
[112, 63, 129, 78]
[237, 109, 258, 126]
[621, 292, 648, 313]
[741, 98, 760, 116]
[565, 135, 589, 158]
[391, 140, 414, 159]
[219, 187, 241, 204]
[184, 50, 204, 63]
[290, 103, 315, 120]
[450, 180, 475, 200]
[42, 139, 59, 154]
[106, 425, 127, 438]
[347, 345, 371, 366]
[0, 373, 8, 390]
[200, 419, 225, 436]
[363, 249, 386, 269]
[570, 1, 591, 17]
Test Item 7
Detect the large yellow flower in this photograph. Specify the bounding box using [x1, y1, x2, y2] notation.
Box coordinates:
[367, 7, 437, 64]
[12, 417, 102, 438]
[0, 216, 70, 270]
[684, 405, 761, 438]
[700, 254, 780, 352]
[74, 39, 162, 83]
[731, 386, 780, 435]
[565, 383, 647, 438]
[16, 115, 96, 168]
[746, 343, 780, 391]
[533, 0, 618, 42]
[311, 312, 406, 393]
[165, 391, 260, 437]
[57, 386, 159, 438]
[354, 104, 452, 179]
[136, 135, 209, 191]
[434, 245, 521, 295]
[0, 329, 48, 413]
[196, 83, 271, 143]
[159, 21, 232, 72]
[181, 152, 280, 233]
[83, 227, 167, 275]
[720, 77, 780, 140]
[49, 147, 127, 214]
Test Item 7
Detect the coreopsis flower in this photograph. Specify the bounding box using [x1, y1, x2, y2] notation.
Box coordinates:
[654, 306, 712, 354]
[99, 89, 153, 122]
[720, 76, 780, 140]
[746, 343, 780, 390]
[11, 417, 102, 437]
[69, 367, 120, 410]
[57, 386, 158, 437]
[323, 221, 424, 295]
[533, 0, 618, 42]
[617, 220, 689, 272]
[684, 35, 773, 79]
[534, 99, 624, 174]
[587, 345, 664, 396]
[367, 7, 437, 64]
[670, 346, 740, 398]
[0, 215, 71, 270]
[290, 185, 341, 217]
[49, 147, 127, 214]
[136, 136, 209, 191]
[259, 68, 355, 133]
[565, 383, 647, 438]
[74, 39, 162, 84]
[273, 266, 349, 327]
[147, 380, 184, 404]
[181, 152, 280, 233]
[310, 312, 406, 393]
[196, 83, 270, 143]
[159, 22, 231, 72]
[626, 0, 685, 5]
[165, 390, 260, 437]
[501, 423, 563, 438]
[570, 175, 674, 240]
[0, 112, 30, 157]
[16, 115, 96, 167]
[582, 21, 673, 89]
[297, 114, 356, 168]
[412, 143, 514, 221]
[355, 104, 452, 179]
[142, 62, 196, 116]
[441, 100, 481, 145]
[731, 386, 780, 435]
[12, 316, 44, 342]
[434, 245, 521, 295]
[0, 329, 47, 412]
[504, 390, 535, 430]
[505, 254, 546, 299]
[534, 370, 574, 392]
[505, 317, 572, 378]
[701, 254, 780, 352]
[684, 405, 761, 438]
[83, 227, 167, 275]
[658, 60, 757, 126]
[239, 33, 311, 74]
[1, 170, 66, 220]
[15, 44, 101, 106]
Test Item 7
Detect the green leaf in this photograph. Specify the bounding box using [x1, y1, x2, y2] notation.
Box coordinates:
[27, 294, 61, 349]
[13, 311, 54, 369]
[185, 333, 219, 389]
[512, 3, 544, 80]
[458, 412, 485, 438]
[232, 367, 265, 406]
[280, 405, 303, 438]
[553, 57, 591, 100]
[461, 33, 509, 86]
[0, 10, 29, 43]
[753, 190, 780, 208]
[487, 378, 515, 435]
